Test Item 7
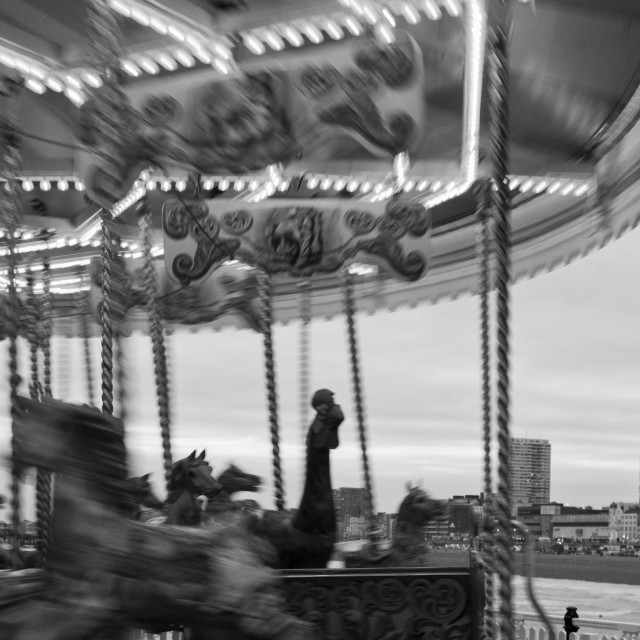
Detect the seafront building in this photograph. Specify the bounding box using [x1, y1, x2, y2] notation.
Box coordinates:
[509, 438, 551, 505]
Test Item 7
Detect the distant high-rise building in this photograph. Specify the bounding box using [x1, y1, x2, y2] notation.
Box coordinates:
[509, 438, 551, 505]
[333, 487, 368, 541]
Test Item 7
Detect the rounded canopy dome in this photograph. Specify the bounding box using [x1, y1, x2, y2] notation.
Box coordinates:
[0, 0, 638, 334]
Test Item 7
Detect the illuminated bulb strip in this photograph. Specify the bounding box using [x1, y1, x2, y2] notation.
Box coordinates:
[461, 0, 485, 183]
[262, 29, 285, 51]
[280, 25, 304, 47]
[81, 70, 102, 88]
[374, 23, 396, 44]
[24, 78, 46, 94]
[173, 48, 196, 67]
[573, 183, 590, 197]
[422, 179, 470, 207]
[243, 33, 266, 55]
[401, 2, 422, 24]
[298, 21, 324, 44]
[155, 52, 178, 71]
[107, 0, 232, 69]
[441, 0, 463, 17]
[343, 16, 364, 35]
[323, 18, 345, 39]
[381, 7, 397, 27]
[122, 60, 141, 77]
[422, 0, 442, 20]
[137, 56, 160, 75]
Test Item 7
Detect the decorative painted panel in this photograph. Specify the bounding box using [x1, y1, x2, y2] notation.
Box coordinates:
[75, 31, 427, 209]
[280, 567, 484, 640]
[162, 198, 431, 284]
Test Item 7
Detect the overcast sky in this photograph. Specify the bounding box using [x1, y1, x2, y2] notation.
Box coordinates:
[2, 223, 640, 519]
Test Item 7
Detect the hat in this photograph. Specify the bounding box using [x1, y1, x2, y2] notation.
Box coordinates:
[311, 388, 334, 409]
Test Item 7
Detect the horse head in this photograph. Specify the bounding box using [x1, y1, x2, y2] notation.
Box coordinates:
[169, 450, 222, 498]
[398, 484, 449, 528]
[218, 464, 262, 495]
[308, 388, 344, 451]
[128, 473, 164, 509]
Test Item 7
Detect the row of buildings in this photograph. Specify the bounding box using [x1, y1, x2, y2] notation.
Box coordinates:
[333, 437, 640, 546]
[334, 486, 640, 546]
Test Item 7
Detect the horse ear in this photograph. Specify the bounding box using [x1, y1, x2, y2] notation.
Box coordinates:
[405, 481, 411, 492]
[198, 450, 206, 461]
[142, 473, 150, 481]
[188, 450, 196, 461]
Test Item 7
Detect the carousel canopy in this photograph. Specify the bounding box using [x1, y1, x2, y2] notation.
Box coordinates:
[0, 0, 639, 333]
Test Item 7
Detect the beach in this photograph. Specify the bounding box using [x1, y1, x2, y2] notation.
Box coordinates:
[512, 576, 640, 624]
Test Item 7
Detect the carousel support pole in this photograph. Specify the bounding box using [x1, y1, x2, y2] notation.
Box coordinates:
[0, 75, 24, 544]
[100, 210, 116, 416]
[475, 179, 496, 640]
[84, 0, 130, 416]
[37, 255, 54, 560]
[341, 269, 377, 540]
[258, 271, 285, 511]
[298, 280, 312, 448]
[139, 199, 174, 490]
[487, 1, 515, 639]
[78, 276, 97, 407]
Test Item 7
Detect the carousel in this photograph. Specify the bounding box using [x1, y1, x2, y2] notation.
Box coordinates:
[0, 0, 639, 639]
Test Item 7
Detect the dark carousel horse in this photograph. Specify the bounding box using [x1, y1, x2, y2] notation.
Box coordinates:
[0, 396, 314, 640]
[342, 484, 449, 567]
[248, 388, 344, 569]
[206, 463, 262, 515]
[165, 450, 222, 526]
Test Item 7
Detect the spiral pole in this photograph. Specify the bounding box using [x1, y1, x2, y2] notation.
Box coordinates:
[115, 330, 127, 425]
[84, 0, 128, 416]
[140, 201, 174, 490]
[487, 3, 514, 639]
[0, 76, 24, 540]
[298, 280, 312, 447]
[341, 271, 377, 537]
[475, 180, 496, 640]
[41, 256, 52, 398]
[85, 0, 129, 199]
[100, 210, 115, 416]
[26, 271, 42, 401]
[26, 271, 49, 560]
[258, 271, 285, 511]
[79, 284, 96, 407]
[37, 256, 53, 560]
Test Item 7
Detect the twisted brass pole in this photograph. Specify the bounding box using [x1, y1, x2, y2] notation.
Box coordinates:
[488, 3, 514, 639]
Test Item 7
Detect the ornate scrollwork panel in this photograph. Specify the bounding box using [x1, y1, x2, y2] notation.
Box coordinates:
[281, 568, 483, 640]
[163, 198, 431, 284]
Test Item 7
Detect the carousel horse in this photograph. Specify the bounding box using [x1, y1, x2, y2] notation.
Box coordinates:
[0, 396, 315, 640]
[127, 473, 164, 520]
[342, 484, 449, 568]
[206, 464, 262, 515]
[165, 450, 222, 526]
[248, 388, 344, 569]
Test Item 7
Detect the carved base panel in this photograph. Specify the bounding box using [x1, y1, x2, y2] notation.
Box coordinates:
[281, 567, 484, 640]
[1, 567, 484, 640]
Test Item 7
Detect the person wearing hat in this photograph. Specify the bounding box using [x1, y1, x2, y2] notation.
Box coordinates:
[309, 388, 344, 450]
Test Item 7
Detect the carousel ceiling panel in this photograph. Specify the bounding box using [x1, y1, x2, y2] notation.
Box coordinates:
[0, 1, 637, 180]
[0, 0, 639, 331]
